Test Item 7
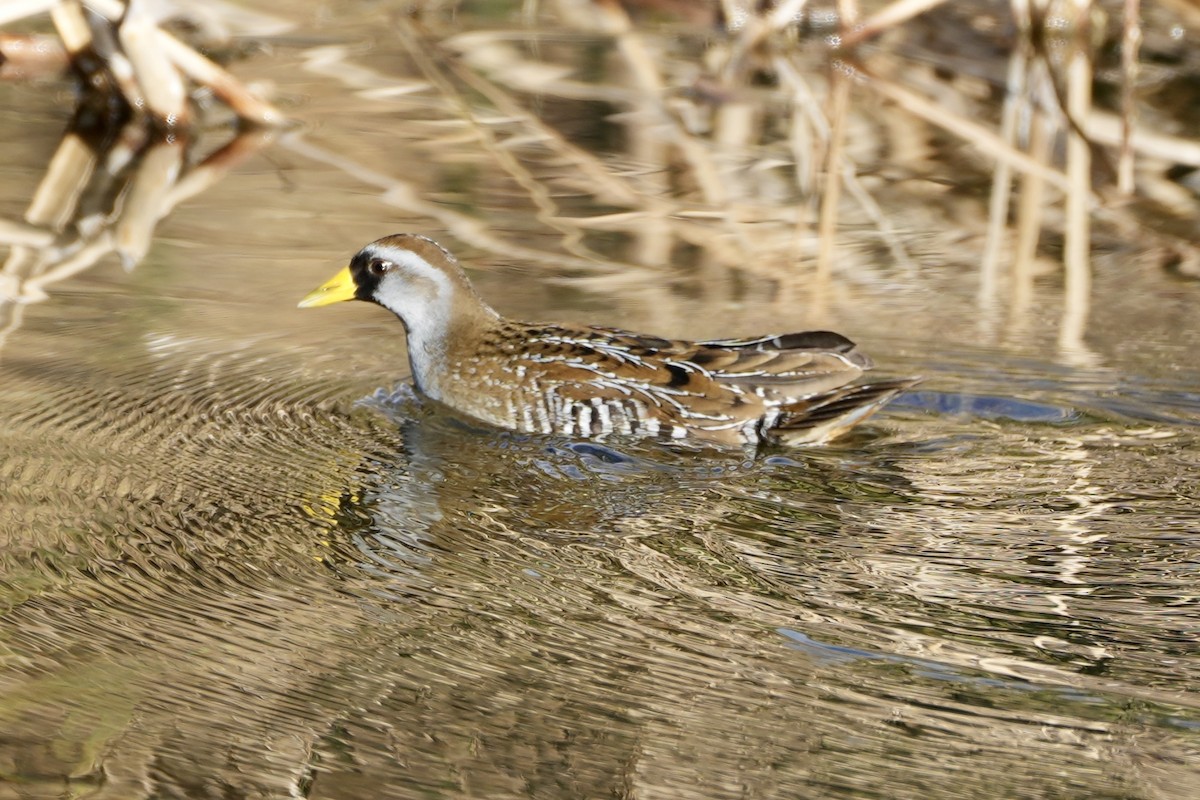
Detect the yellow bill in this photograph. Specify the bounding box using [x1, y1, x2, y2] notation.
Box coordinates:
[298, 266, 357, 308]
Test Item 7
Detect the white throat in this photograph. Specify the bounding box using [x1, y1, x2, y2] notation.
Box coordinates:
[374, 252, 453, 397]
[365, 245, 502, 399]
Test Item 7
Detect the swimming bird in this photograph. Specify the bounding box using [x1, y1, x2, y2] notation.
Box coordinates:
[300, 234, 918, 446]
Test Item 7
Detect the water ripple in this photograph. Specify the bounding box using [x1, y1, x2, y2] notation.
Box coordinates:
[3, 322, 1199, 797]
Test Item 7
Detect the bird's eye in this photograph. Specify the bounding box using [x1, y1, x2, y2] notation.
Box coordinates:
[367, 258, 391, 277]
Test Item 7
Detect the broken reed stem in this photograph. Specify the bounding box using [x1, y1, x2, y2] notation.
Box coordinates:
[120, 0, 189, 124]
[54, 0, 147, 111]
[4, 126, 275, 327]
[0, 221, 55, 249]
[157, 32, 282, 126]
[85, 0, 282, 126]
[164, 130, 276, 208]
[1118, 0, 1141, 194]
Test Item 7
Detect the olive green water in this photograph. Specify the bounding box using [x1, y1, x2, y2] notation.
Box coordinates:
[2, 2, 1200, 798]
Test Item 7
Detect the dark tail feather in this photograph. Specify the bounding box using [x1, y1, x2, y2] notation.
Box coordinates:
[770, 377, 921, 445]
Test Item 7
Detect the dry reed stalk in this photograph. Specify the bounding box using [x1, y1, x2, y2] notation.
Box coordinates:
[396, 21, 609, 265]
[120, 0, 188, 123]
[717, 0, 748, 28]
[84, 0, 282, 126]
[839, 0, 951, 48]
[864, 68, 1075, 194]
[775, 53, 824, 284]
[52, 0, 148, 110]
[979, 40, 1029, 311]
[775, 59, 819, 197]
[593, 0, 729, 208]
[559, 213, 758, 277]
[0, 0, 57, 26]
[1, 126, 274, 342]
[1117, 0, 1141, 194]
[164, 130, 276, 208]
[712, 100, 762, 234]
[47, 0, 89, 52]
[19, 235, 115, 303]
[1060, 0, 1094, 363]
[598, 0, 781, 273]
[449, 32, 627, 104]
[154, 29, 281, 125]
[839, 163, 915, 274]
[613, 113, 675, 272]
[439, 36, 654, 210]
[768, 0, 810, 30]
[2, 127, 104, 350]
[2, 132, 95, 292]
[0, 33, 66, 79]
[1011, 113, 1051, 321]
[8, 0, 279, 123]
[115, 140, 184, 268]
[302, 43, 432, 98]
[26, 133, 95, 230]
[721, 0, 806, 82]
[776, 56, 912, 274]
[837, 0, 860, 30]
[1006, 0, 1043, 325]
[278, 133, 648, 277]
[1086, 111, 1200, 166]
[329, 9, 854, 283]
[813, 69, 850, 318]
[0, 221, 55, 248]
[0, 294, 30, 352]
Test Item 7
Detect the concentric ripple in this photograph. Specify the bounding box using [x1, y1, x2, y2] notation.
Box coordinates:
[2, 218, 1199, 800]
[3, 304, 1200, 798]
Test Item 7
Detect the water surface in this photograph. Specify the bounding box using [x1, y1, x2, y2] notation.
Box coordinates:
[2, 2, 1199, 798]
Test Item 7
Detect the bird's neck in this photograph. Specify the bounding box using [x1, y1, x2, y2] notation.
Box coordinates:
[402, 287, 502, 400]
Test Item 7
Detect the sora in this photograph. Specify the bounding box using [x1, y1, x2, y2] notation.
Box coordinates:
[300, 234, 918, 446]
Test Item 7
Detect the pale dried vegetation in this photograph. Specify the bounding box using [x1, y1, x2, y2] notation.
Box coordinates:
[2, 0, 1199, 355]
